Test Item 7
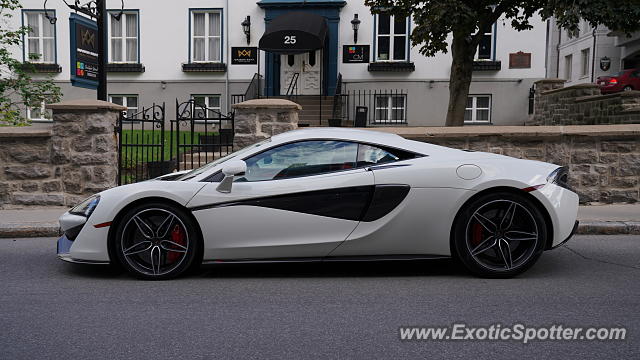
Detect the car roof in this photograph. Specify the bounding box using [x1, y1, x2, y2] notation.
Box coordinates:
[270, 127, 407, 146]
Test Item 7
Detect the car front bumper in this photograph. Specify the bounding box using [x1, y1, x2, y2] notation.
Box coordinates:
[57, 234, 110, 265]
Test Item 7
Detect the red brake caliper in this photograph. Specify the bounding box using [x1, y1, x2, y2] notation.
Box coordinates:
[471, 223, 483, 246]
[167, 224, 185, 263]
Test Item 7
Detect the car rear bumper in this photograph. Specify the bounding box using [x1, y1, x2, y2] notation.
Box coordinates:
[551, 220, 579, 250]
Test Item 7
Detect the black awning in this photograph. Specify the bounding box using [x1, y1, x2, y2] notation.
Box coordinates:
[259, 12, 328, 54]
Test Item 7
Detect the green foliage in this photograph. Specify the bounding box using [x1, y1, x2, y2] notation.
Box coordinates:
[0, 0, 61, 126]
[365, 0, 640, 58]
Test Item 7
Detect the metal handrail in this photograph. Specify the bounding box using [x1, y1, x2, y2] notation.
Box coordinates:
[332, 73, 343, 119]
[285, 73, 299, 98]
[244, 73, 263, 101]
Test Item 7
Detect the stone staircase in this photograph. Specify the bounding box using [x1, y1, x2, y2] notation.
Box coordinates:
[279, 96, 336, 127]
[177, 150, 230, 170]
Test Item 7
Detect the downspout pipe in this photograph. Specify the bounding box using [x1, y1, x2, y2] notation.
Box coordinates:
[591, 28, 597, 82]
[225, 0, 230, 113]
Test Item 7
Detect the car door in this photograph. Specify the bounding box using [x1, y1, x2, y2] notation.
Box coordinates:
[188, 140, 375, 260]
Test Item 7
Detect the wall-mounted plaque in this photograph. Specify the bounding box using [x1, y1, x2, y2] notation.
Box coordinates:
[342, 45, 370, 63]
[509, 52, 532, 69]
[231, 47, 258, 65]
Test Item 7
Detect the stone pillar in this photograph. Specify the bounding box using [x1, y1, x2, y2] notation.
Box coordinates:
[46, 99, 125, 205]
[530, 79, 567, 125]
[231, 99, 300, 149]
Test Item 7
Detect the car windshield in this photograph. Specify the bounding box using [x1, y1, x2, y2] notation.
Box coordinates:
[175, 138, 272, 181]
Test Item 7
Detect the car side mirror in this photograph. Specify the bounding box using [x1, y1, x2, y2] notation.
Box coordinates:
[216, 160, 247, 193]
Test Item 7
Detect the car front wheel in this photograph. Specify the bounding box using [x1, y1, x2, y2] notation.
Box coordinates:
[113, 203, 200, 280]
[452, 192, 547, 278]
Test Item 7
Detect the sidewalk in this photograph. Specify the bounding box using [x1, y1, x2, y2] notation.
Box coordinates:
[0, 204, 638, 238]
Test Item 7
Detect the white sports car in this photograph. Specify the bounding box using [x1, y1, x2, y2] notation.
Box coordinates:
[57, 128, 579, 279]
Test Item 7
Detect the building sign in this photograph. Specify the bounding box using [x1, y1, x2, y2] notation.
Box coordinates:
[342, 45, 370, 63]
[600, 56, 611, 71]
[69, 14, 99, 90]
[231, 47, 258, 65]
[509, 51, 532, 69]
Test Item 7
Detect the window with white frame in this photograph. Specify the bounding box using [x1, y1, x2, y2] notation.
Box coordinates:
[27, 101, 52, 122]
[23, 10, 55, 63]
[192, 95, 221, 119]
[375, 14, 408, 61]
[464, 95, 491, 123]
[108, 11, 138, 63]
[564, 54, 573, 80]
[190, 10, 222, 62]
[580, 48, 590, 77]
[476, 25, 494, 60]
[374, 95, 406, 123]
[109, 95, 138, 119]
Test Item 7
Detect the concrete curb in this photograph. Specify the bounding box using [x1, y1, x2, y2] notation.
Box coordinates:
[577, 221, 640, 235]
[0, 223, 59, 238]
[1, 221, 639, 239]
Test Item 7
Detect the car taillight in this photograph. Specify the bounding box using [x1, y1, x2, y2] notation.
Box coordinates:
[610, 78, 618, 84]
[547, 167, 573, 191]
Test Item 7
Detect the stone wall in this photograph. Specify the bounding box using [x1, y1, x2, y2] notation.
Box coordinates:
[530, 79, 640, 126]
[381, 125, 640, 204]
[0, 100, 123, 208]
[232, 98, 300, 149]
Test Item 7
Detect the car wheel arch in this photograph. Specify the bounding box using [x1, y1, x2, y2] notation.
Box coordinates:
[448, 186, 555, 257]
[107, 196, 205, 268]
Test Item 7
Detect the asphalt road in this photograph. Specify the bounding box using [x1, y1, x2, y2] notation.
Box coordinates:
[0, 235, 639, 359]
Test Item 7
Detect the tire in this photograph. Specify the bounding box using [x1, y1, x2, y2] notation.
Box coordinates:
[623, 85, 633, 91]
[451, 191, 547, 278]
[113, 202, 200, 280]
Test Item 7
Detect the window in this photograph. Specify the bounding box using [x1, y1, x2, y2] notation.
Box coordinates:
[23, 10, 55, 63]
[27, 101, 52, 122]
[477, 25, 494, 60]
[190, 10, 222, 62]
[464, 95, 491, 123]
[109, 95, 138, 118]
[564, 54, 573, 80]
[239, 141, 359, 181]
[374, 95, 406, 124]
[375, 14, 408, 61]
[357, 144, 401, 167]
[580, 48, 590, 77]
[192, 95, 221, 118]
[108, 11, 138, 63]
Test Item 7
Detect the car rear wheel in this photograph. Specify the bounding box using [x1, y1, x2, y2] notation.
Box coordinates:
[623, 85, 633, 91]
[452, 192, 547, 278]
[113, 203, 200, 280]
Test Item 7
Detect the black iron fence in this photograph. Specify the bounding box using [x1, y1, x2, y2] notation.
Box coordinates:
[116, 99, 235, 185]
[171, 99, 235, 172]
[117, 103, 167, 185]
[333, 89, 408, 127]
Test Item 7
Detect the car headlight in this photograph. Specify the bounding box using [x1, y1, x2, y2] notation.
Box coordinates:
[69, 195, 100, 218]
[547, 167, 572, 191]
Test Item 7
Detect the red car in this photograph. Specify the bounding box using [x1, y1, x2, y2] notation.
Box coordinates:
[597, 69, 640, 94]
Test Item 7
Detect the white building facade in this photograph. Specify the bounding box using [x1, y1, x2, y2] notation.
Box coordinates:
[11, 0, 549, 126]
[546, 17, 640, 84]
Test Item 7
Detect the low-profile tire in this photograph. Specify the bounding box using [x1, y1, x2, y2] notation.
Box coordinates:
[113, 202, 200, 280]
[452, 191, 547, 278]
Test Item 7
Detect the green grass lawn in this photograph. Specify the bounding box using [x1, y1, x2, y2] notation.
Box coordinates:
[120, 129, 218, 167]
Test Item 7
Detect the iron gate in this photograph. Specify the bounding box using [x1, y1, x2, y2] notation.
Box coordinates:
[117, 99, 235, 185]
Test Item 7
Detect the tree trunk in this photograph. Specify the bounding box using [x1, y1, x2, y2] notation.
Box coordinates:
[445, 33, 476, 127]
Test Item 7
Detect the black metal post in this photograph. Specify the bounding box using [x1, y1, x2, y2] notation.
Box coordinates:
[97, 0, 107, 100]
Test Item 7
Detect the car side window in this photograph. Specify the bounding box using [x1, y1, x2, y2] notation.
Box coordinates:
[356, 143, 419, 167]
[237, 140, 358, 182]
